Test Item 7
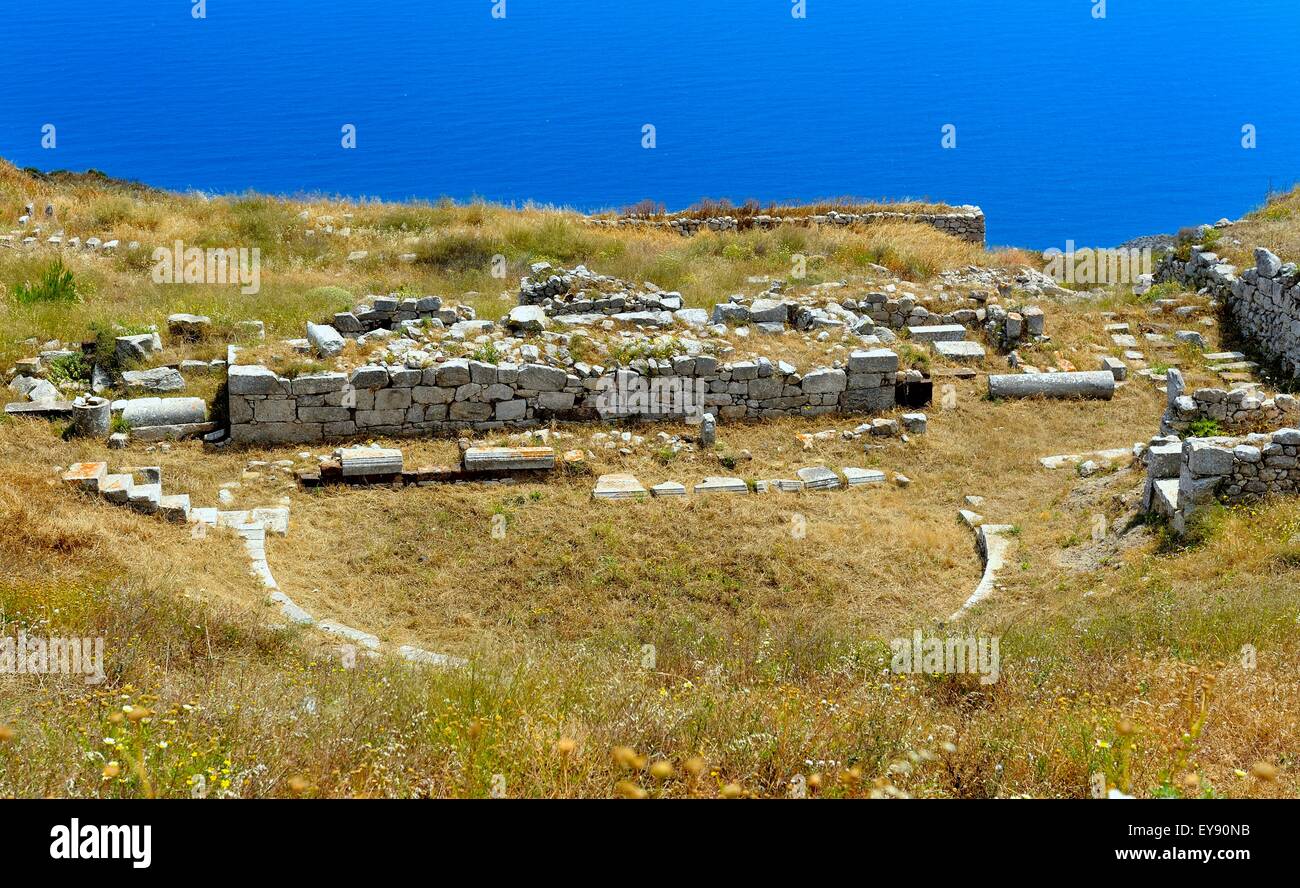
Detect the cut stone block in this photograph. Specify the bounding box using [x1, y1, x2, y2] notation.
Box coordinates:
[462, 446, 556, 472]
[650, 481, 687, 497]
[5, 400, 75, 418]
[907, 324, 966, 343]
[693, 476, 750, 495]
[769, 479, 805, 493]
[932, 340, 986, 361]
[593, 473, 647, 500]
[842, 467, 887, 486]
[796, 466, 841, 490]
[122, 367, 185, 393]
[127, 482, 162, 514]
[338, 447, 403, 477]
[100, 474, 133, 503]
[1100, 356, 1127, 381]
[159, 494, 192, 523]
[62, 461, 108, 492]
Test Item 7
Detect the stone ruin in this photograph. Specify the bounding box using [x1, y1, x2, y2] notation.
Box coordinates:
[587, 205, 987, 245]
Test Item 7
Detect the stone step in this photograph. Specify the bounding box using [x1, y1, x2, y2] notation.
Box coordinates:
[159, 494, 192, 523]
[127, 483, 162, 514]
[99, 473, 134, 503]
[61, 461, 108, 492]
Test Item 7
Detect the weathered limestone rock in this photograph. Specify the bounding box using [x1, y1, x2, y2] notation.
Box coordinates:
[122, 367, 185, 393]
[167, 313, 210, 341]
[988, 371, 1115, 401]
[115, 332, 161, 364]
[901, 413, 927, 434]
[699, 412, 716, 447]
[21, 378, 60, 402]
[307, 322, 346, 358]
[505, 304, 549, 333]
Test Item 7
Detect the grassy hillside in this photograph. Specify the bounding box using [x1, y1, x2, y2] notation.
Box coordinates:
[0, 162, 1295, 798]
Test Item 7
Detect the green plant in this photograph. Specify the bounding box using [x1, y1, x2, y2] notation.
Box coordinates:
[45, 352, 91, 385]
[470, 342, 503, 364]
[110, 415, 131, 434]
[1188, 417, 1223, 437]
[12, 259, 82, 305]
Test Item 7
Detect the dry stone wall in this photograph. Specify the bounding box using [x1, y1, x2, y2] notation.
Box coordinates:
[1156, 245, 1300, 376]
[228, 349, 901, 445]
[590, 206, 986, 245]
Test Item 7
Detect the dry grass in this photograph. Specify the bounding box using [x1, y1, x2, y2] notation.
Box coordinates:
[1, 159, 1028, 368]
[1201, 184, 1300, 267]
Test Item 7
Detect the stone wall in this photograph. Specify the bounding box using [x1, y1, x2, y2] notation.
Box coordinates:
[1160, 368, 1300, 435]
[1156, 245, 1300, 376]
[227, 349, 901, 445]
[588, 206, 986, 246]
[1144, 427, 1300, 531]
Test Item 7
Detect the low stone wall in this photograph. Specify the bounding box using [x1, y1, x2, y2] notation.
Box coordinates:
[588, 206, 986, 245]
[1144, 427, 1300, 530]
[227, 349, 902, 445]
[1160, 368, 1300, 435]
[1156, 245, 1300, 376]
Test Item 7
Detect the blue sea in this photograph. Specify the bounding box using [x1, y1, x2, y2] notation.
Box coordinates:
[2, 0, 1297, 249]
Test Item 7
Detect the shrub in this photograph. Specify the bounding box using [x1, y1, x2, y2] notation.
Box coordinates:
[1189, 417, 1223, 437]
[11, 259, 81, 305]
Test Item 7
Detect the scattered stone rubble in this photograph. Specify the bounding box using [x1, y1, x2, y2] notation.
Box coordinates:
[593, 464, 898, 500]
